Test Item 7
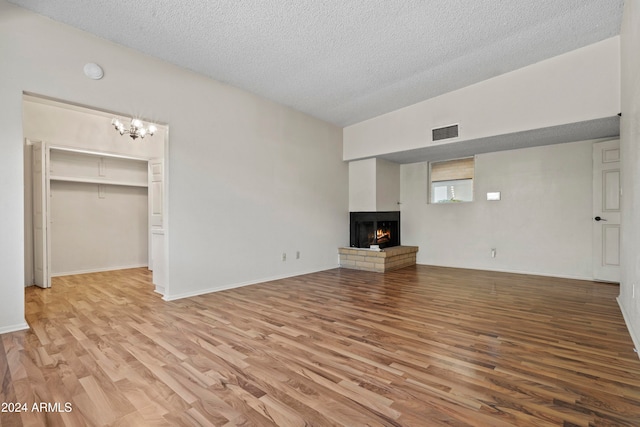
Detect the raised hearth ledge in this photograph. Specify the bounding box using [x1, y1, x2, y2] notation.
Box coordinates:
[338, 246, 419, 272]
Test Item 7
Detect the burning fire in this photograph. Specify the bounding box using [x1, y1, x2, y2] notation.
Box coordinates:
[376, 228, 391, 243]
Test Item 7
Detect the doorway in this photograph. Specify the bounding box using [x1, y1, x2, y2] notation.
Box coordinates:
[23, 94, 168, 294]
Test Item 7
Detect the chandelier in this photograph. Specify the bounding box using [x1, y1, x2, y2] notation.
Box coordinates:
[111, 118, 157, 140]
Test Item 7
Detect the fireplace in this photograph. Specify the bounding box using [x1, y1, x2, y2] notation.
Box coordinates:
[350, 211, 400, 249]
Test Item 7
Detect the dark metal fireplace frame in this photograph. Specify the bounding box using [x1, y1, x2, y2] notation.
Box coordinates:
[350, 211, 400, 249]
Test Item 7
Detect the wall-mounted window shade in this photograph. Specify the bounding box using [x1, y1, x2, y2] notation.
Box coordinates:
[430, 157, 474, 203]
[430, 157, 474, 182]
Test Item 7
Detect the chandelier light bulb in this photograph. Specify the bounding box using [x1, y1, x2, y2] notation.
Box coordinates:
[111, 117, 157, 140]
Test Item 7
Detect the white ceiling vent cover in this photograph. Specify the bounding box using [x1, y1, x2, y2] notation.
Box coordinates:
[432, 124, 459, 142]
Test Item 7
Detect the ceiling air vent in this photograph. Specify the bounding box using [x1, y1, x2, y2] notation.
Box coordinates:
[432, 124, 459, 142]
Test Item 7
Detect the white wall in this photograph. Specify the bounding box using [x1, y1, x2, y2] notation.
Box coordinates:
[0, 1, 347, 331]
[49, 182, 148, 275]
[348, 158, 377, 211]
[348, 158, 400, 212]
[619, 0, 640, 351]
[375, 159, 400, 211]
[344, 37, 620, 161]
[401, 140, 597, 279]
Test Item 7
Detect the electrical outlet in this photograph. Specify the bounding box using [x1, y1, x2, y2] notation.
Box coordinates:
[296, 251, 300, 259]
[633, 284, 636, 299]
[281, 252, 286, 262]
[491, 248, 496, 258]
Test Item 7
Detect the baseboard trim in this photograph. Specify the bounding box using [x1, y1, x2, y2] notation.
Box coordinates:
[163, 265, 339, 301]
[617, 297, 640, 360]
[0, 321, 30, 335]
[51, 264, 148, 277]
[416, 263, 594, 282]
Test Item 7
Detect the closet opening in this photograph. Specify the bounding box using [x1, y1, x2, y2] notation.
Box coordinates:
[22, 94, 168, 297]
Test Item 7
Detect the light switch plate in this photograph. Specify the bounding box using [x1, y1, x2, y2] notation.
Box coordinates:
[487, 191, 501, 201]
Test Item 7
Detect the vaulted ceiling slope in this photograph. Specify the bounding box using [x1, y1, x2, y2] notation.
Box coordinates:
[9, 0, 623, 127]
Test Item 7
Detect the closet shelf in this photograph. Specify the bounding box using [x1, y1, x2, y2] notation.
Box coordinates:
[49, 175, 148, 188]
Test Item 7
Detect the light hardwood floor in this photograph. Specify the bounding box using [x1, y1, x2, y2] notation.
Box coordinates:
[2, 266, 640, 426]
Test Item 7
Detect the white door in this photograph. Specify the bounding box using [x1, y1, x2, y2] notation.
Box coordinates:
[149, 159, 164, 270]
[32, 140, 51, 288]
[592, 139, 621, 282]
[149, 158, 164, 230]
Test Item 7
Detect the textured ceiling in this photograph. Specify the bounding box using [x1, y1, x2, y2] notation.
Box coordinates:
[9, 0, 623, 127]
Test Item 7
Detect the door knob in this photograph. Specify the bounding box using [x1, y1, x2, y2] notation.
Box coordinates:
[594, 216, 607, 221]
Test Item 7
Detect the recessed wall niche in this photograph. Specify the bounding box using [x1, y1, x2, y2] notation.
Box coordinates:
[23, 94, 167, 293]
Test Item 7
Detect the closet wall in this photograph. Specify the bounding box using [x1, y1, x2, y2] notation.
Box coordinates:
[23, 96, 165, 284]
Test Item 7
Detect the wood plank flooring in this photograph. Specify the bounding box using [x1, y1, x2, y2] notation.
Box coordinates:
[2, 266, 640, 426]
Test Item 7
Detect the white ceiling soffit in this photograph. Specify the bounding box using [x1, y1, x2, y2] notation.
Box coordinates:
[377, 116, 621, 164]
[9, 1, 623, 127]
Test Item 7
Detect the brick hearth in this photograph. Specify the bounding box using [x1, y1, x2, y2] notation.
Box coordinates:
[338, 246, 419, 272]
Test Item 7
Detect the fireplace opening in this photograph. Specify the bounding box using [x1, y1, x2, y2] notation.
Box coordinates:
[350, 211, 400, 249]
